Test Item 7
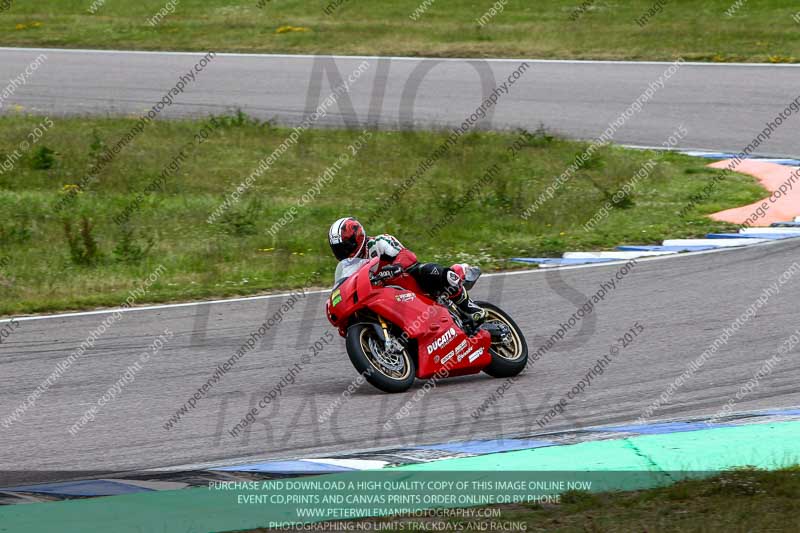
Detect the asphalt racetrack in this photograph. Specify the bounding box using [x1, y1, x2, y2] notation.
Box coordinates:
[3, 239, 800, 475]
[1, 47, 799, 156]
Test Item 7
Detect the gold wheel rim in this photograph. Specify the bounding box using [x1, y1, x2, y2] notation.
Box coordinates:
[484, 309, 523, 361]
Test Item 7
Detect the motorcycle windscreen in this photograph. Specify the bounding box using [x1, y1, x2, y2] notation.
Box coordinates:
[333, 257, 371, 288]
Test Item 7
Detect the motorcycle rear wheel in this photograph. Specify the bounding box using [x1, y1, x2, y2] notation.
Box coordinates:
[345, 323, 416, 393]
[478, 301, 528, 378]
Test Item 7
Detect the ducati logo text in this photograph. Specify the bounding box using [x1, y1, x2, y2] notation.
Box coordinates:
[427, 327, 457, 354]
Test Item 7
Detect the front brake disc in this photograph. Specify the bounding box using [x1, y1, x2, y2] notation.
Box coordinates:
[368, 336, 404, 372]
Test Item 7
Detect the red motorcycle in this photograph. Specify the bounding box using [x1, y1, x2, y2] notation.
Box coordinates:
[325, 257, 528, 393]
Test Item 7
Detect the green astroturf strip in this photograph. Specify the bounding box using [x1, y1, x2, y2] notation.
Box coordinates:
[395, 421, 800, 473]
[1, 421, 797, 533]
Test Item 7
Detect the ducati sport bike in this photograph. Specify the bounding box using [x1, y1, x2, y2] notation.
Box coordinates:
[325, 257, 528, 393]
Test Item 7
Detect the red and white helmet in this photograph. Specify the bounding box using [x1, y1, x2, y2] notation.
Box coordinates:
[328, 217, 366, 261]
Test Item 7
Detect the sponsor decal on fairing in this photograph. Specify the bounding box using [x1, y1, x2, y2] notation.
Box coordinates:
[468, 347, 485, 363]
[440, 349, 456, 365]
[426, 327, 457, 354]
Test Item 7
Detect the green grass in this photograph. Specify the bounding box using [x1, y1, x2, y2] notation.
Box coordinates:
[309, 467, 800, 533]
[1, 0, 799, 62]
[0, 112, 763, 316]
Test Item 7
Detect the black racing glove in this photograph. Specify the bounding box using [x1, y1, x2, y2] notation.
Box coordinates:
[372, 264, 403, 283]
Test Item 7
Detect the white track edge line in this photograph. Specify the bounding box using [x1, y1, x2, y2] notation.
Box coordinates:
[1, 47, 799, 68]
[0, 239, 788, 324]
[622, 144, 800, 161]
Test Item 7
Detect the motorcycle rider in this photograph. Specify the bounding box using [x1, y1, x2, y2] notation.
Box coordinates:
[327, 217, 487, 325]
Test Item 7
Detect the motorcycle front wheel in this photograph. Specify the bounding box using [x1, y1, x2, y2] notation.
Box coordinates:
[345, 323, 416, 393]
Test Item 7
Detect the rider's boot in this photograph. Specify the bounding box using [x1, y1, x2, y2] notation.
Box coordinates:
[451, 288, 487, 326]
